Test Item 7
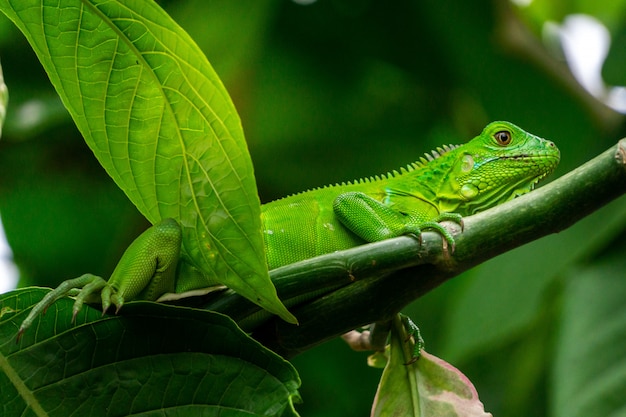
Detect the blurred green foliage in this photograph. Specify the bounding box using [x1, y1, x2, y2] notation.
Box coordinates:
[1, 1, 626, 416]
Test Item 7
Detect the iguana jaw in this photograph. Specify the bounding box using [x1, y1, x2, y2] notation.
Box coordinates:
[450, 146, 560, 215]
[502, 153, 559, 194]
[512, 172, 547, 198]
[522, 166, 552, 191]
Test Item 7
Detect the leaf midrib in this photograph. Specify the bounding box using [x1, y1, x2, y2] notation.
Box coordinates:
[0, 349, 47, 417]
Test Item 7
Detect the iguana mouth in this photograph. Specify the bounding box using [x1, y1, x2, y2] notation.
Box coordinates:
[501, 153, 554, 160]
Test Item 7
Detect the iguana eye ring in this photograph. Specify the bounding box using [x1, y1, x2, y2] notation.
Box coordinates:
[494, 130, 512, 146]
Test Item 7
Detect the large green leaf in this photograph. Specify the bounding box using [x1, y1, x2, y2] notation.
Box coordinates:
[0, 0, 295, 323]
[0, 288, 301, 417]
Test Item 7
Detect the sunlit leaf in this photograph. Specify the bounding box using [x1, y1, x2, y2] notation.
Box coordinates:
[0, 288, 301, 417]
[0, 0, 295, 322]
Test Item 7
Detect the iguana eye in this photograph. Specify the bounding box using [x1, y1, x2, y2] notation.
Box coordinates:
[494, 130, 512, 146]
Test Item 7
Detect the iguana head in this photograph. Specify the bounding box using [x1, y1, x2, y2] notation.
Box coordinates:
[441, 121, 560, 215]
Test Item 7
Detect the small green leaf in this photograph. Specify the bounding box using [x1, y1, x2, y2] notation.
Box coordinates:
[371, 315, 492, 417]
[0, 288, 301, 417]
[0, 0, 295, 323]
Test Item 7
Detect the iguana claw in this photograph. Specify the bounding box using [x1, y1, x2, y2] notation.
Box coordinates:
[401, 315, 424, 364]
[17, 273, 112, 342]
[413, 218, 460, 256]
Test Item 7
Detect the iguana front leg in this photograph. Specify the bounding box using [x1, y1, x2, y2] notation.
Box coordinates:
[18, 218, 182, 339]
[333, 191, 462, 252]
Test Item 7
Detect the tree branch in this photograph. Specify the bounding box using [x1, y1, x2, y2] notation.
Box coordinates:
[204, 140, 626, 358]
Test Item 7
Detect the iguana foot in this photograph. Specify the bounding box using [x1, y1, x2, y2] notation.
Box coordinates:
[341, 315, 424, 364]
[434, 212, 464, 230]
[403, 222, 457, 256]
[413, 212, 463, 255]
[17, 273, 121, 341]
[401, 315, 424, 364]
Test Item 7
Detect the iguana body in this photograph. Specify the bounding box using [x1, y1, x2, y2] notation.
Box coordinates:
[263, 121, 559, 266]
[18, 121, 560, 335]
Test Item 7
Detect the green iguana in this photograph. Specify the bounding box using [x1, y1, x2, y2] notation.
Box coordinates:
[17, 121, 560, 337]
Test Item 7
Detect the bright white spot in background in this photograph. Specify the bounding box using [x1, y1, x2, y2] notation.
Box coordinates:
[0, 214, 18, 293]
[292, 0, 317, 5]
[559, 15, 609, 98]
[606, 87, 626, 112]
[510, 0, 533, 6]
[550, 14, 626, 113]
[14, 99, 47, 131]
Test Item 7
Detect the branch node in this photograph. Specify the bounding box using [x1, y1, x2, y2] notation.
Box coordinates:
[615, 138, 626, 167]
